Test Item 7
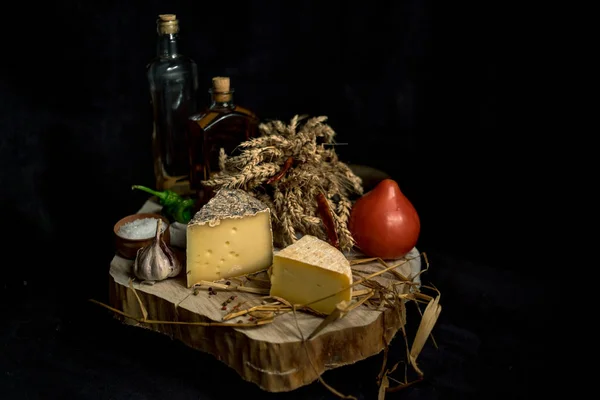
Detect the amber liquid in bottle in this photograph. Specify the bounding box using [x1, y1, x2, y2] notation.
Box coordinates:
[188, 77, 259, 207]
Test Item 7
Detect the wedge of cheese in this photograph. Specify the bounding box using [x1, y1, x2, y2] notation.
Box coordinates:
[186, 188, 273, 287]
[269, 235, 352, 315]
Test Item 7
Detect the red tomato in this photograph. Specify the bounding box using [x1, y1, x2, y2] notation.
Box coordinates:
[349, 179, 420, 259]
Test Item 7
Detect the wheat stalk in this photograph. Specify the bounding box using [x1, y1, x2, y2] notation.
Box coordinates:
[201, 115, 363, 251]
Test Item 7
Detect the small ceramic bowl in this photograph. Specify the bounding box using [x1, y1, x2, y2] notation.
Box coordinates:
[169, 221, 187, 248]
[113, 213, 171, 259]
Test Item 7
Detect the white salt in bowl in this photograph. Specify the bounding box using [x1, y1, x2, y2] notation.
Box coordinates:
[113, 213, 171, 259]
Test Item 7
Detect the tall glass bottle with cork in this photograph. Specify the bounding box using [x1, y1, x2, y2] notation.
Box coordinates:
[188, 76, 259, 206]
[147, 14, 198, 195]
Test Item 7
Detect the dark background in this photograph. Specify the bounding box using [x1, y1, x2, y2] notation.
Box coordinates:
[1, 1, 558, 399]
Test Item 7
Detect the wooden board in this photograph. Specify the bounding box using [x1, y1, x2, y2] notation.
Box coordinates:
[107, 199, 422, 392]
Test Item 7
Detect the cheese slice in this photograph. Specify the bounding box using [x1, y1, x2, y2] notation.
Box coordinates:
[186, 188, 274, 287]
[269, 235, 352, 315]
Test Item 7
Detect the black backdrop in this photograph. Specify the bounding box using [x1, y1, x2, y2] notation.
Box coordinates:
[1, 1, 558, 399]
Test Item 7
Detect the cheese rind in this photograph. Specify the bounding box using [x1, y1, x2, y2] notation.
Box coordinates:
[269, 235, 352, 315]
[186, 188, 274, 287]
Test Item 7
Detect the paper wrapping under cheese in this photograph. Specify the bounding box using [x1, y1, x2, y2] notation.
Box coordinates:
[269, 235, 352, 315]
[186, 188, 274, 287]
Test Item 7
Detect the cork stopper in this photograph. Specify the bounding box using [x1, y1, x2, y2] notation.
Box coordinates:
[211, 77, 233, 103]
[159, 14, 177, 21]
[212, 77, 230, 92]
[157, 14, 179, 34]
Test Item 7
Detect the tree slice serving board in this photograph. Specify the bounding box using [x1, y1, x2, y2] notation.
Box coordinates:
[107, 199, 422, 392]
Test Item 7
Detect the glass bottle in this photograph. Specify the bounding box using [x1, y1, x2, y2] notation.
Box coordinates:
[188, 76, 259, 206]
[146, 14, 198, 195]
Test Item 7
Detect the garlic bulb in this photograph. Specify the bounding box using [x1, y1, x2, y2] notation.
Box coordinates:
[133, 219, 182, 282]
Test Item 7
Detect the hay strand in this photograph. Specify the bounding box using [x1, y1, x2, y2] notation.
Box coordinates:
[192, 280, 269, 295]
[408, 290, 441, 376]
[291, 304, 358, 400]
[307, 300, 349, 340]
[129, 279, 148, 321]
[89, 299, 275, 327]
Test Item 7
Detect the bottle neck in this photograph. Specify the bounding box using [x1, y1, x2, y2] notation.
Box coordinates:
[157, 33, 179, 58]
[209, 89, 235, 109]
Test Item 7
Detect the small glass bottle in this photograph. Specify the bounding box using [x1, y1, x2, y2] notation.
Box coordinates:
[146, 14, 198, 195]
[188, 76, 259, 206]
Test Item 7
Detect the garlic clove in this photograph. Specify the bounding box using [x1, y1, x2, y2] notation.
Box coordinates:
[132, 219, 181, 282]
[160, 239, 182, 277]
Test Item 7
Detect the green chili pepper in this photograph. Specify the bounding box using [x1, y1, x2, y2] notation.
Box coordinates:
[132, 185, 195, 224]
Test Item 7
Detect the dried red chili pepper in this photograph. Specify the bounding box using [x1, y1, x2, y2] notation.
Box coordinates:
[316, 192, 339, 249]
[267, 157, 294, 184]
